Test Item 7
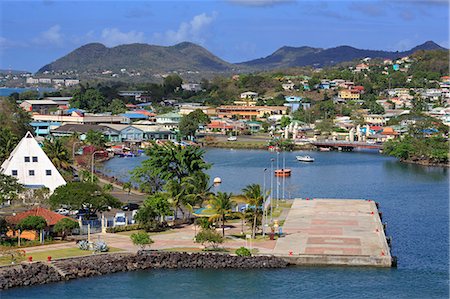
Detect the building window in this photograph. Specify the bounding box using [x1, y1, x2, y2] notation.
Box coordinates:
[32, 156, 38, 162]
[24, 156, 30, 162]
[46, 170, 52, 176]
[12, 170, 18, 176]
[29, 170, 35, 176]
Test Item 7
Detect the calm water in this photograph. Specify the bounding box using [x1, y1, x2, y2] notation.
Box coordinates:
[3, 149, 449, 298]
[0, 87, 56, 97]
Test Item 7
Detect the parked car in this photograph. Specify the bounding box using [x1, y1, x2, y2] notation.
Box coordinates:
[114, 212, 127, 226]
[55, 208, 69, 216]
[76, 209, 98, 220]
[122, 203, 140, 211]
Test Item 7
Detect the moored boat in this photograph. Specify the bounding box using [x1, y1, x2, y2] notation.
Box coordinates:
[274, 168, 291, 177]
[319, 147, 331, 152]
[296, 155, 314, 162]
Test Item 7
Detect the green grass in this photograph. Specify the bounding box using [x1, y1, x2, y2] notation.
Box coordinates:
[0, 247, 123, 266]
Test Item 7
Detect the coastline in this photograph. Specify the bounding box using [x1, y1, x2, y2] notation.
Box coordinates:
[0, 251, 288, 290]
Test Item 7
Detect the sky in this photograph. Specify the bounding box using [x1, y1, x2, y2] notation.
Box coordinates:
[0, 0, 449, 72]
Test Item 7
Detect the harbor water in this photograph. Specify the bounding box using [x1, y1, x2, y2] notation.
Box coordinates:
[3, 149, 448, 298]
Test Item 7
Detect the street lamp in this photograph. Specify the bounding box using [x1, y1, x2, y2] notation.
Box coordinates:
[262, 168, 267, 236]
[91, 151, 104, 183]
[270, 158, 274, 222]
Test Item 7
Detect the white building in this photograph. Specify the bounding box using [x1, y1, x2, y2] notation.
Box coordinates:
[38, 78, 52, 84]
[65, 79, 80, 86]
[240, 91, 259, 99]
[26, 77, 39, 84]
[181, 83, 202, 92]
[0, 132, 66, 193]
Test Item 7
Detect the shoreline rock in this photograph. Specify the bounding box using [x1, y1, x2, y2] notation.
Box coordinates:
[0, 252, 288, 290]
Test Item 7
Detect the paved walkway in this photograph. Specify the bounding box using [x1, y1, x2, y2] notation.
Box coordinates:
[273, 199, 391, 264]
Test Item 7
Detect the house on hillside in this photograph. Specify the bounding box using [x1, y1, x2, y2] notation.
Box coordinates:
[0, 132, 66, 193]
[240, 91, 259, 99]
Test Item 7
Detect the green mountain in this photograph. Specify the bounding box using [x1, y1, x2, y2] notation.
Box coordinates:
[37, 41, 446, 76]
[238, 41, 446, 69]
[37, 42, 236, 73]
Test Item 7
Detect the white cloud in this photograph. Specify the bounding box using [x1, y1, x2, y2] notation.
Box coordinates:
[33, 25, 64, 46]
[228, 0, 294, 7]
[100, 28, 145, 47]
[154, 12, 217, 45]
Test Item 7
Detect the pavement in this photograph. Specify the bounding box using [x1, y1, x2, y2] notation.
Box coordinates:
[273, 198, 391, 264]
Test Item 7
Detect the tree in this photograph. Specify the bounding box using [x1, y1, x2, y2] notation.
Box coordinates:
[0, 173, 23, 204]
[209, 192, 234, 236]
[49, 182, 122, 216]
[315, 119, 334, 134]
[163, 74, 183, 94]
[42, 138, 72, 171]
[195, 228, 224, 249]
[131, 142, 211, 191]
[0, 217, 8, 235]
[85, 130, 106, 148]
[0, 128, 18, 164]
[182, 172, 213, 208]
[242, 184, 265, 239]
[280, 116, 291, 128]
[103, 184, 114, 193]
[179, 109, 210, 139]
[135, 192, 172, 229]
[18, 216, 47, 231]
[0, 99, 31, 141]
[130, 231, 154, 250]
[53, 218, 79, 240]
[122, 182, 132, 194]
[108, 99, 127, 114]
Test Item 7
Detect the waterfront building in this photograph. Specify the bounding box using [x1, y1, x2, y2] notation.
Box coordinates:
[31, 114, 128, 125]
[20, 99, 69, 114]
[50, 124, 121, 142]
[30, 121, 61, 137]
[155, 112, 181, 130]
[179, 104, 216, 116]
[216, 105, 288, 120]
[0, 132, 66, 193]
[5, 207, 71, 240]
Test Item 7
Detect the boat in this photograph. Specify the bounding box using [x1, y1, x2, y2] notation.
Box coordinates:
[319, 147, 331, 152]
[296, 155, 314, 162]
[227, 136, 237, 141]
[274, 169, 291, 177]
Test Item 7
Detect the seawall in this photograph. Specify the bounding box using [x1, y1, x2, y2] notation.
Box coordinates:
[0, 251, 288, 290]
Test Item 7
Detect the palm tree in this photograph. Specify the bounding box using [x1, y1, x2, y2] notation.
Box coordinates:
[122, 182, 132, 195]
[43, 138, 71, 171]
[182, 172, 214, 208]
[209, 192, 234, 236]
[242, 184, 265, 239]
[165, 179, 185, 220]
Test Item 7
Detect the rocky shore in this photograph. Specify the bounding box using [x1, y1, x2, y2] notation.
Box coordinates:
[0, 251, 288, 290]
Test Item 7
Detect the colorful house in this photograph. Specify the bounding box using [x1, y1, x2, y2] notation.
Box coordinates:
[5, 207, 72, 240]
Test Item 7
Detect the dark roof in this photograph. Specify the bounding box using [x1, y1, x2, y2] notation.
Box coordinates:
[51, 124, 119, 134]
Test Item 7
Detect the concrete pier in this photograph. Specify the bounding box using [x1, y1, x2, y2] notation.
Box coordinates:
[273, 199, 393, 267]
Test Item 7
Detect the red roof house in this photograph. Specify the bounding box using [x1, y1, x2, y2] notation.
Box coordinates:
[6, 207, 70, 226]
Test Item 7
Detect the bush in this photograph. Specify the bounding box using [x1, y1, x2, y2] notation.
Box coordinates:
[195, 229, 224, 249]
[106, 224, 143, 233]
[235, 246, 251, 257]
[130, 231, 154, 250]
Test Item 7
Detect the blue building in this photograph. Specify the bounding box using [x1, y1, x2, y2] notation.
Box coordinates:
[30, 122, 61, 137]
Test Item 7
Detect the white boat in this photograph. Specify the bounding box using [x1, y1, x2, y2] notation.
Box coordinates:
[227, 136, 237, 141]
[296, 155, 315, 162]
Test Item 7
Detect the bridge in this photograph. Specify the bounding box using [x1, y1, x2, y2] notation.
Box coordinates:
[311, 140, 383, 150]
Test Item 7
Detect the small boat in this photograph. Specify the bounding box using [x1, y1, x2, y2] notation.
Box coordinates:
[227, 136, 237, 141]
[319, 147, 331, 152]
[274, 169, 291, 177]
[296, 155, 314, 162]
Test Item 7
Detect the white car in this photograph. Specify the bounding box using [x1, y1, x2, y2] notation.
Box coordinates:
[114, 212, 127, 226]
[55, 208, 70, 216]
[227, 136, 237, 141]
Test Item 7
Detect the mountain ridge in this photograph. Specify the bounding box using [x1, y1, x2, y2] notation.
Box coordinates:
[37, 40, 446, 75]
